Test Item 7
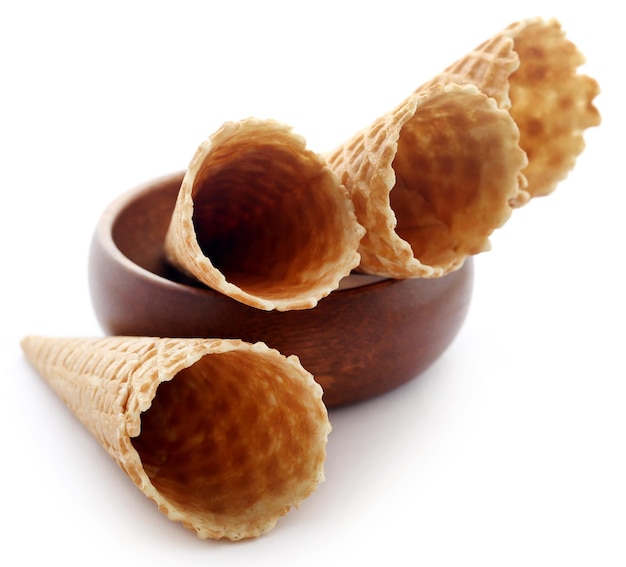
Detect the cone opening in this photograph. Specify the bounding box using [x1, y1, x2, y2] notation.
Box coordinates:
[131, 349, 326, 530]
[190, 132, 357, 302]
[390, 88, 519, 270]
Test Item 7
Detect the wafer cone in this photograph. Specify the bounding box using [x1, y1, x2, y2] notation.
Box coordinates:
[327, 83, 527, 278]
[418, 17, 601, 204]
[164, 118, 364, 311]
[20, 335, 330, 541]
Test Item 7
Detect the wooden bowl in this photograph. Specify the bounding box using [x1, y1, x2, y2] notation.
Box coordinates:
[88, 172, 474, 407]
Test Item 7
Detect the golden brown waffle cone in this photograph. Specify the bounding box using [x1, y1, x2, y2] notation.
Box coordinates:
[327, 83, 527, 278]
[418, 17, 601, 204]
[20, 335, 330, 541]
[164, 118, 364, 311]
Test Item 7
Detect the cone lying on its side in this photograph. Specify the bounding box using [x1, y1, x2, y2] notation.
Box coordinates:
[418, 17, 601, 205]
[20, 335, 331, 541]
[164, 117, 364, 312]
[327, 83, 527, 279]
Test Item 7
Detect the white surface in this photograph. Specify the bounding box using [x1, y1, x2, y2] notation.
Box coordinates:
[2, 2, 624, 565]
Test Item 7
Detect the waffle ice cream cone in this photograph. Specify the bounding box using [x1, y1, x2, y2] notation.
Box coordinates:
[418, 17, 601, 204]
[327, 83, 527, 278]
[164, 118, 364, 311]
[21, 335, 330, 541]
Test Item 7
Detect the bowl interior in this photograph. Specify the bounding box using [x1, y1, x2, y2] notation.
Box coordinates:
[111, 173, 203, 287]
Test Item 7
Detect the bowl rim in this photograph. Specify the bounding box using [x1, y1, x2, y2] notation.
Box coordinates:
[93, 172, 391, 300]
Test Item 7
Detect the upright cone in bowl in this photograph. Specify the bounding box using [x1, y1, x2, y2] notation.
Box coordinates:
[418, 17, 601, 205]
[164, 118, 365, 311]
[327, 83, 527, 279]
[20, 335, 330, 541]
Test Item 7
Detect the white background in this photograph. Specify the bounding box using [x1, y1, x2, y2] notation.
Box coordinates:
[2, 1, 624, 565]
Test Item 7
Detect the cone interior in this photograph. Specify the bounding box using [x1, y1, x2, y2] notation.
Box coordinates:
[389, 88, 519, 271]
[189, 131, 354, 302]
[131, 348, 326, 531]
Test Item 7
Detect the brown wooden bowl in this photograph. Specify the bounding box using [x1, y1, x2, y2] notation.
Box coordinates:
[88, 172, 474, 407]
